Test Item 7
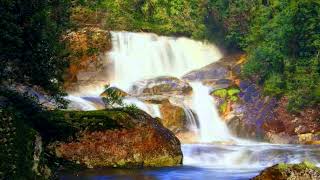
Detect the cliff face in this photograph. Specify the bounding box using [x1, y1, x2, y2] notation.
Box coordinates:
[63, 27, 112, 92]
[63, 6, 113, 93]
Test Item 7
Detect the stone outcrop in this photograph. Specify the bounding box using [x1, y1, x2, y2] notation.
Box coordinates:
[49, 109, 183, 168]
[158, 100, 187, 133]
[262, 97, 320, 144]
[130, 76, 192, 96]
[63, 27, 112, 92]
[225, 81, 277, 140]
[182, 54, 243, 83]
[137, 96, 190, 134]
[253, 162, 320, 180]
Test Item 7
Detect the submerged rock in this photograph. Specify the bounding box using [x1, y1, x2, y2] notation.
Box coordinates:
[49, 109, 182, 168]
[253, 162, 320, 180]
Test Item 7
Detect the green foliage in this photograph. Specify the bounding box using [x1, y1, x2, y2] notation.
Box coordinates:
[207, 0, 319, 111]
[227, 88, 240, 96]
[0, 108, 38, 179]
[277, 161, 318, 171]
[212, 87, 241, 113]
[213, 89, 228, 98]
[75, 0, 207, 39]
[238, 0, 320, 110]
[263, 73, 285, 97]
[101, 85, 124, 108]
[207, 0, 259, 49]
[123, 104, 140, 116]
[0, 0, 70, 102]
[219, 101, 228, 113]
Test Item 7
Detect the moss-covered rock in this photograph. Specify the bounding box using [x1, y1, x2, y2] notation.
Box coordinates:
[211, 87, 241, 115]
[0, 108, 51, 179]
[48, 109, 183, 168]
[253, 162, 320, 180]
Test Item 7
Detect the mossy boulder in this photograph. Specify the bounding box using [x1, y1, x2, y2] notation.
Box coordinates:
[253, 162, 320, 180]
[48, 109, 182, 168]
[0, 108, 51, 179]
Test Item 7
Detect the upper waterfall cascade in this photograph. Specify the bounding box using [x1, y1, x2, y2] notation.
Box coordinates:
[108, 31, 222, 91]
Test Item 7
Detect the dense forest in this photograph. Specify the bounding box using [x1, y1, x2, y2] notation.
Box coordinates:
[3, 0, 318, 110]
[0, 0, 319, 179]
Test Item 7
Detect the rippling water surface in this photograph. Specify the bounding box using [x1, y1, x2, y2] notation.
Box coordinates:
[60, 143, 320, 180]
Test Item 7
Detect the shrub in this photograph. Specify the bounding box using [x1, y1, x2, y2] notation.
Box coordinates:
[101, 85, 124, 109]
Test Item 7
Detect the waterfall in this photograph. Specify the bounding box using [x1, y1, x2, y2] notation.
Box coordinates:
[68, 31, 236, 143]
[190, 82, 234, 142]
[108, 31, 222, 91]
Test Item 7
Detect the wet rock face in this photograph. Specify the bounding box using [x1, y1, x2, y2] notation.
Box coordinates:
[159, 100, 187, 133]
[182, 54, 242, 82]
[253, 162, 320, 180]
[262, 97, 320, 144]
[49, 110, 182, 168]
[130, 76, 192, 96]
[136, 95, 191, 134]
[234, 81, 277, 139]
[224, 80, 320, 144]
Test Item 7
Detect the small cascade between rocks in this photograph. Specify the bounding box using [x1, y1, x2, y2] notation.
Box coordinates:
[190, 82, 234, 143]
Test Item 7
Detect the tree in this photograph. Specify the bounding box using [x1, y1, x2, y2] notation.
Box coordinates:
[0, 0, 70, 103]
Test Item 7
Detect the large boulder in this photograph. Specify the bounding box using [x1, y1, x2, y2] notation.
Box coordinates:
[130, 76, 192, 96]
[138, 95, 195, 134]
[182, 54, 243, 82]
[48, 109, 182, 168]
[253, 162, 320, 180]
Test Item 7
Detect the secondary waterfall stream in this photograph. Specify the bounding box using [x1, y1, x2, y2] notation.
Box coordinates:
[65, 31, 320, 179]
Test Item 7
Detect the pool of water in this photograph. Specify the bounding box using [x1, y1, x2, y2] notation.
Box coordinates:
[60, 143, 320, 180]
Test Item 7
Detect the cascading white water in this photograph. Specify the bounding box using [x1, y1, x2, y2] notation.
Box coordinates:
[123, 98, 162, 118]
[68, 31, 234, 142]
[190, 82, 234, 142]
[66, 95, 97, 111]
[108, 31, 222, 91]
